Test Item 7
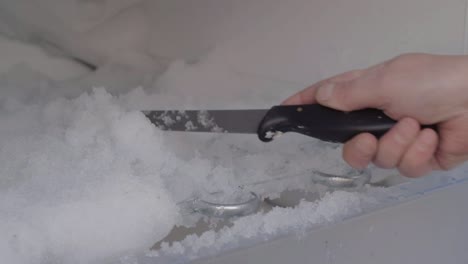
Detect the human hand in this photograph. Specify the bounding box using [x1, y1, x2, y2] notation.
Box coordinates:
[283, 53, 468, 177]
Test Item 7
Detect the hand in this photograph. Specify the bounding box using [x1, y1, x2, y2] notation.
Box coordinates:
[283, 53, 468, 177]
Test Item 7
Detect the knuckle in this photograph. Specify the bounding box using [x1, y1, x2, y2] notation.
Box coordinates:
[335, 82, 356, 111]
[374, 141, 400, 169]
[383, 109, 402, 120]
[384, 53, 431, 78]
[373, 119, 420, 169]
[393, 118, 420, 145]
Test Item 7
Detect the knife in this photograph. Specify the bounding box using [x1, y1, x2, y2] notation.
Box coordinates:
[143, 104, 434, 143]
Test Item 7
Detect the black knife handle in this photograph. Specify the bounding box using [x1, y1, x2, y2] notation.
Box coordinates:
[257, 105, 436, 143]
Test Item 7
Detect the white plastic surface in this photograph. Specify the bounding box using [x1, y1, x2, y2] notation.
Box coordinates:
[191, 177, 468, 264]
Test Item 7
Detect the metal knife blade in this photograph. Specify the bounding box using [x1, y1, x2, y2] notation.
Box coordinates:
[143, 109, 268, 134]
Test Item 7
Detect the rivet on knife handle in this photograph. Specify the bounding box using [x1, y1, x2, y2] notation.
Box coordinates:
[257, 105, 436, 143]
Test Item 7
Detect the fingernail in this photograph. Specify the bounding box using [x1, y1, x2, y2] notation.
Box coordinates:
[316, 83, 335, 102]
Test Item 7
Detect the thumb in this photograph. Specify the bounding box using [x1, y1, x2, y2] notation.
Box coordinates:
[315, 80, 382, 111]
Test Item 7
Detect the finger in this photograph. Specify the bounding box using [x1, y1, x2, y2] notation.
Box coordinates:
[314, 67, 386, 111]
[434, 115, 468, 170]
[343, 133, 378, 169]
[374, 118, 420, 169]
[282, 70, 365, 105]
[398, 128, 439, 178]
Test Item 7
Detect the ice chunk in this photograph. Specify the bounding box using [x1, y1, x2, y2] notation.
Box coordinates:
[0, 89, 179, 263]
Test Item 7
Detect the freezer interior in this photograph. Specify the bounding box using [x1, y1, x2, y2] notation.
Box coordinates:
[0, 1, 467, 264]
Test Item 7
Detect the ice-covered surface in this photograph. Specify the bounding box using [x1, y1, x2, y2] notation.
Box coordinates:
[126, 165, 468, 264]
[0, 35, 404, 264]
[0, 86, 384, 264]
[0, 89, 182, 263]
[0, 30, 467, 264]
[153, 190, 382, 261]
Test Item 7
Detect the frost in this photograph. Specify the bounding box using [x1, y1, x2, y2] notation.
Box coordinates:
[154, 190, 381, 261]
[196, 110, 224, 132]
[0, 89, 180, 264]
[161, 114, 176, 126]
[265, 131, 283, 140]
[0, 35, 394, 264]
[0, 35, 90, 81]
[185, 121, 197, 131]
[0, 3, 467, 263]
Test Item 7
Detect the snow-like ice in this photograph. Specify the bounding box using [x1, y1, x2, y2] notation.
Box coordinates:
[154, 190, 380, 260]
[0, 89, 180, 263]
[0, 2, 467, 263]
[0, 36, 405, 264]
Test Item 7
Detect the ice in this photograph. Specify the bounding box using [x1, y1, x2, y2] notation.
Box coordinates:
[196, 111, 218, 130]
[0, 35, 389, 264]
[0, 35, 90, 81]
[153, 190, 382, 261]
[185, 120, 197, 131]
[0, 2, 467, 262]
[0, 89, 181, 263]
[0, 0, 157, 71]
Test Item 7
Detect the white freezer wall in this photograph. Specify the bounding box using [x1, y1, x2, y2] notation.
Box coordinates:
[0, 0, 467, 88]
[145, 0, 468, 86]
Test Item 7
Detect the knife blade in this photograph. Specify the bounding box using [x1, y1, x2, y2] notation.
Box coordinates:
[143, 109, 268, 134]
[143, 105, 436, 143]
